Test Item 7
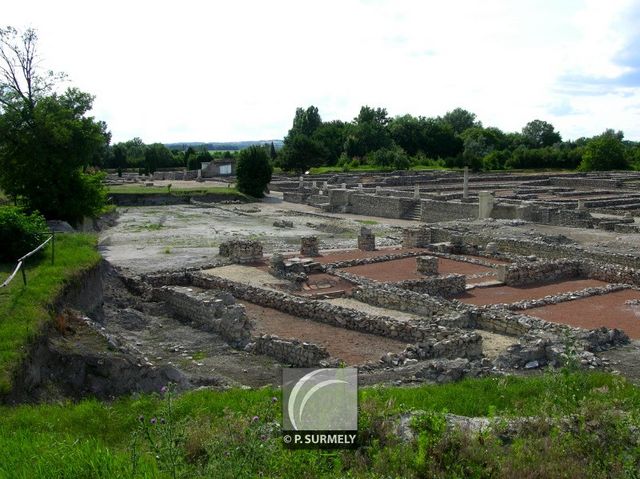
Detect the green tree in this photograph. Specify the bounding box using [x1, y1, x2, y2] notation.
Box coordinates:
[0, 27, 109, 222]
[521, 119, 562, 148]
[236, 146, 272, 197]
[289, 106, 322, 137]
[311, 120, 347, 165]
[345, 106, 392, 158]
[280, 134, 328, 173]
[579, 130, 628, 171]
[441, 108, 481, 134]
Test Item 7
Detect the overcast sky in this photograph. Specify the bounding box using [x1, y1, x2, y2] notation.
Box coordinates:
[5, 0, 640, 143]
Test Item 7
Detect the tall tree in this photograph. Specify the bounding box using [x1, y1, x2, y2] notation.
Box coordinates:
[236, 146, 272, 197]
[579, 129, 628, 171]
[441, 108, 481, 134]
[521, 119, 562, 148]
[0, 27, 109, 222]
[289, 105, 322, 137]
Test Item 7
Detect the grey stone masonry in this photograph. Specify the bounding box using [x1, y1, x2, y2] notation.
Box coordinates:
[402, 226, 432, 248]
[357, 227, 376, 251]
[495, 259, 581, 286]
[153, 286, 253, 347]
[219, 240, 263, 264]
[350, 284, 472, 327]
[416, 256, 438, 275]
[300, 236, 320, 257]
[189, 272, 477, 346]
[249, 335, 330, 367]
[391, 274, 466, 296]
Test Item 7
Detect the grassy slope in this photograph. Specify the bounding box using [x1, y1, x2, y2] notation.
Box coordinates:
[107, 184, 249, 199]
[0, 234, 101, 393]
[0, 371, 638, 478]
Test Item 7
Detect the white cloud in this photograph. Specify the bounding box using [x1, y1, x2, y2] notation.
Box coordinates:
[4, 0, 640, 142]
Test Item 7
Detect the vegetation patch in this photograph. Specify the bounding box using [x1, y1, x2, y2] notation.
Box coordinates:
[0, 371, 638, 477]
[107, 185, 250, 200]
[0, 233, 100, 393]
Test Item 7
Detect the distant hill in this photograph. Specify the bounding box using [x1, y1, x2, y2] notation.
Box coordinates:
[165, 140, 284, 151]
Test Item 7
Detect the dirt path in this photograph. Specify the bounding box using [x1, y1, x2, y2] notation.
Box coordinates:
[239, 301, 407, 365]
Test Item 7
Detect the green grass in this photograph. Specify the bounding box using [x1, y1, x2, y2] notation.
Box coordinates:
[107, 185, 249, 199]
[0, 233, 101, 393]
[355, 219, 379, 225]
[0, 371, 638, 478]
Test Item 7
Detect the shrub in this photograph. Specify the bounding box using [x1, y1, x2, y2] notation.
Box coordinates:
[236, 146, 273, 198]
[0, 206, 48, 262]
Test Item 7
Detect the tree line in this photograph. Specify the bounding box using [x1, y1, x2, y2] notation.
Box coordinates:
[275, 105, 640, 173]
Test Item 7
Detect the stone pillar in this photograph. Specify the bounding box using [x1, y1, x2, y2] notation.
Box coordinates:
[358, 183, 363, 190]
[300, 236, 320, 257]
[375, 186, 381, 194]
[357, 227, 375, 251]
[402, 226, 431, 248]
[414, 184, 420, 199]
[323, 181, 328, 189]
[299, 176, 304, 188]
[312, 180, 317, 189]
[463, 166, 469, 200]
[416, 256, 438, 275]
[341, 183, 347, 189]
[577, 200, 585, 211]
[270, 253, 285, 271]
[478, 191, 494, 219]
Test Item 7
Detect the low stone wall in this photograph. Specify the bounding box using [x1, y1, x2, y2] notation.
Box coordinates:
[496, 259, 581, 286]
[391, 274, 466, 296]
[323, 250, 428, 270]
[550, 177, 622, 189]
[350, 284, 472, 327]
[501, 283, 629, 311]
[420, 199, 478, 223]
[348, 193, 417, 219]
[189, 273, 473, 346]
[249, 335, 330, 367]
[153, 286, 253, 347]
[282, 192, 310, 204]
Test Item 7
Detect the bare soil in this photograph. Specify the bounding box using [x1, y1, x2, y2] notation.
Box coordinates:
[524, 289, 640, 339]
[340, 257, 496, 282]
[455, 279, 609, 306]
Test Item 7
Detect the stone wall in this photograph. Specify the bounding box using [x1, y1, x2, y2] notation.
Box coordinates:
[550, 177, 622, 189]
[391, 274, 466, 296]
[357, 227, 376, 251]
[218, 240, 263, 263]
[416, 256, 438, 275]
[347, 193, 418, 219]
[350, 284, 472, 327]
[495, 259, 581, 286]
[153, 286, 253, 347]
[249, 335, 330, 367]
[419, 199, 478, 222]
[402, 227, 432, 248]
[189, 273, 476, 348]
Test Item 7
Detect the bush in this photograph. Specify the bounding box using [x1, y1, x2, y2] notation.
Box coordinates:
[236, 146, 273, 198]
[0, 207, 48, 262]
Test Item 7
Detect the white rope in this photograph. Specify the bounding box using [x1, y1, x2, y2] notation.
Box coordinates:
[0, 234, 52, 289]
